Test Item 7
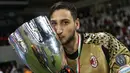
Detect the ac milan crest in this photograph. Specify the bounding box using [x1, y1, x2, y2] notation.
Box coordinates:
[90, 55, 98, 68]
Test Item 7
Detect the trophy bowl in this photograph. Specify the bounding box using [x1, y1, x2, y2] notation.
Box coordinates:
[8, 16, 67, 73]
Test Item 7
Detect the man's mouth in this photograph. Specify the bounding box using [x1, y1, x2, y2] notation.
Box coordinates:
[59, 36, 64, 39]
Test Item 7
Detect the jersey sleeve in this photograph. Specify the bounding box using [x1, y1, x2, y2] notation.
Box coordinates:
[83, 32, 130, 73]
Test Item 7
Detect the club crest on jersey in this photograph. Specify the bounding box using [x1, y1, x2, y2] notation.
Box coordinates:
[90, 55, 98, 68]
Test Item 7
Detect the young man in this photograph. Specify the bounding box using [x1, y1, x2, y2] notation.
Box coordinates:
[49, 1, 130, 73]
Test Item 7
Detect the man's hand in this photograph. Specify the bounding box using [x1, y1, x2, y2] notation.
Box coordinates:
[59, 65, 75, 73]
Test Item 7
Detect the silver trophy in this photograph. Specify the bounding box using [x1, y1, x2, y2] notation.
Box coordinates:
[8, 16, 68, 73]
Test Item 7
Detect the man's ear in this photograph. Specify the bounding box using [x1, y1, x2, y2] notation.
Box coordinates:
[75, 18, 80, 30]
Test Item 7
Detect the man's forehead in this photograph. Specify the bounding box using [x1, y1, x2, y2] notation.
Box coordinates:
[50, 9, 73, 21]
[50, 17, 70, 21]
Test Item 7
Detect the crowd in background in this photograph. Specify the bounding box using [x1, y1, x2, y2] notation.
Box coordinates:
[0, 61, 32, 73]
[79, 8, 130, 49]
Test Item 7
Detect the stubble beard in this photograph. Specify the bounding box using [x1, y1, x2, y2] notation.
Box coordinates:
[62, 31, 75, 45]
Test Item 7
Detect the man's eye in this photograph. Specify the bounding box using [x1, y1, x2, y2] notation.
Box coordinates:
[51, 22, 56, 26]
[51, 23, 55, 25]
[65, 22, 68, 24]
[64, 21, 69, 24]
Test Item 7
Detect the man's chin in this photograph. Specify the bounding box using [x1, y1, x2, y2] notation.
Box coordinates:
[61, 41, 66, 45]
[60, 40, 67, 45]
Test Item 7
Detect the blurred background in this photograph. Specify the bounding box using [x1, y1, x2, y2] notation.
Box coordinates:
[0, 0, 130, 73]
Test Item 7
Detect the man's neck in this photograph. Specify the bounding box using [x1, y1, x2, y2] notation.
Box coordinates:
[64, 32, 79, 54]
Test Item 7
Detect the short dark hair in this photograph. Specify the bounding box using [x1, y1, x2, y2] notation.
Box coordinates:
[49, 1, 77, 20]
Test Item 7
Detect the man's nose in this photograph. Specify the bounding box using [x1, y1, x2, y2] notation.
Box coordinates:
[56, 25, 63, 35]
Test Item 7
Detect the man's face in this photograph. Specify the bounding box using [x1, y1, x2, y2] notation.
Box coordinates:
[50, 9, 79, 45]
